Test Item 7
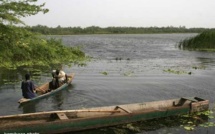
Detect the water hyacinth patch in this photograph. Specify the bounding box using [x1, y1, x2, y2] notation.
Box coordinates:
[101, 71, 108, 75]
[163, 69, 190, 75]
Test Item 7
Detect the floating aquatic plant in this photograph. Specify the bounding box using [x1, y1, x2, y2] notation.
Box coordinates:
[163, 69, 191, 75]
[101, 71, 108, 75]
[124, 124, 141, 132]
[192, 66, 206, 70]
[123, 71, 134, 76]
[180, 110, 215, 131]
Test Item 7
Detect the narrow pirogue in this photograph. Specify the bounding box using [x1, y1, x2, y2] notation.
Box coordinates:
[0, 97, 209, 133]
[18, 73, 75, 105]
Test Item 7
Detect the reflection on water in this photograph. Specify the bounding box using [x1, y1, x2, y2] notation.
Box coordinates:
[51, 92, 64, 110]
[197, 57, 215, 68]
[19, 102, 37, 114]
[18, 87, 73, 114]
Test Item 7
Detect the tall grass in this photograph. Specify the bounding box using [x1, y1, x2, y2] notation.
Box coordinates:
[179, 30, 215, 51]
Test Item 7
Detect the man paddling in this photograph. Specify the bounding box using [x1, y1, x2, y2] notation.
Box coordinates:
[21, 74, 36, 99]
[55, 69, 68, 86]
[49, 69, 68, 91]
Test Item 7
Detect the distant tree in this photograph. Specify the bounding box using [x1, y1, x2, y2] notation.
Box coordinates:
[28, 25, 209, 35]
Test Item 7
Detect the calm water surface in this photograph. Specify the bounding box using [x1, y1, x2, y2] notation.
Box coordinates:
[0, 34, 215, 133]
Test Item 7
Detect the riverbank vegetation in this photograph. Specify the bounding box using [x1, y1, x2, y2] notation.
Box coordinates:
[0, 0, 88, 69]
[179, 30, 215, 51]
[27, 25, 210, 35]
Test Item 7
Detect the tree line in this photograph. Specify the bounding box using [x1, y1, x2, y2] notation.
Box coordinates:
[27, 25, 211, 35]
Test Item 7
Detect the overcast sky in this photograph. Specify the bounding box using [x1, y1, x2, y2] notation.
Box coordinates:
[22, 0, 215, 28]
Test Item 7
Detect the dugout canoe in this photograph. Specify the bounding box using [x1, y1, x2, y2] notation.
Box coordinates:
[18, 73, 75, 105]
[0, 97, 209, 134]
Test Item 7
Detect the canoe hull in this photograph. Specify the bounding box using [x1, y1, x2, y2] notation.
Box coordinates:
[1, 97, 209, 133]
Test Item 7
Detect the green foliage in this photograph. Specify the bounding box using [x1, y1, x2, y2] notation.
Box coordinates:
[0, 0, 88, 69]
[0, 33, 88, 68]
[179, 30, 215, 51]
[0, 0, 48, 25]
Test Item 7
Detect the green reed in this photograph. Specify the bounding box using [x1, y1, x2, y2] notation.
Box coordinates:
[179, 30, 215, 51]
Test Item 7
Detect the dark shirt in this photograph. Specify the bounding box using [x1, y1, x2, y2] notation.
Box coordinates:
[21, 80, 36, 99]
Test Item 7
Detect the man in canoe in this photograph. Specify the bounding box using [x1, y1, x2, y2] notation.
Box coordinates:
[21, 73, 36, 99]
[49, 69, 68, 91]
[55, 69, 68, 85]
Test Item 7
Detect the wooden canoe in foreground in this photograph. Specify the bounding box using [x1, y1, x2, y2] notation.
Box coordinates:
[18, 73, 75, 105]
[0, 97, 209, 134]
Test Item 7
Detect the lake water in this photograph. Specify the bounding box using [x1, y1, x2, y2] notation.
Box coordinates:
[0, 34, 215, 133]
